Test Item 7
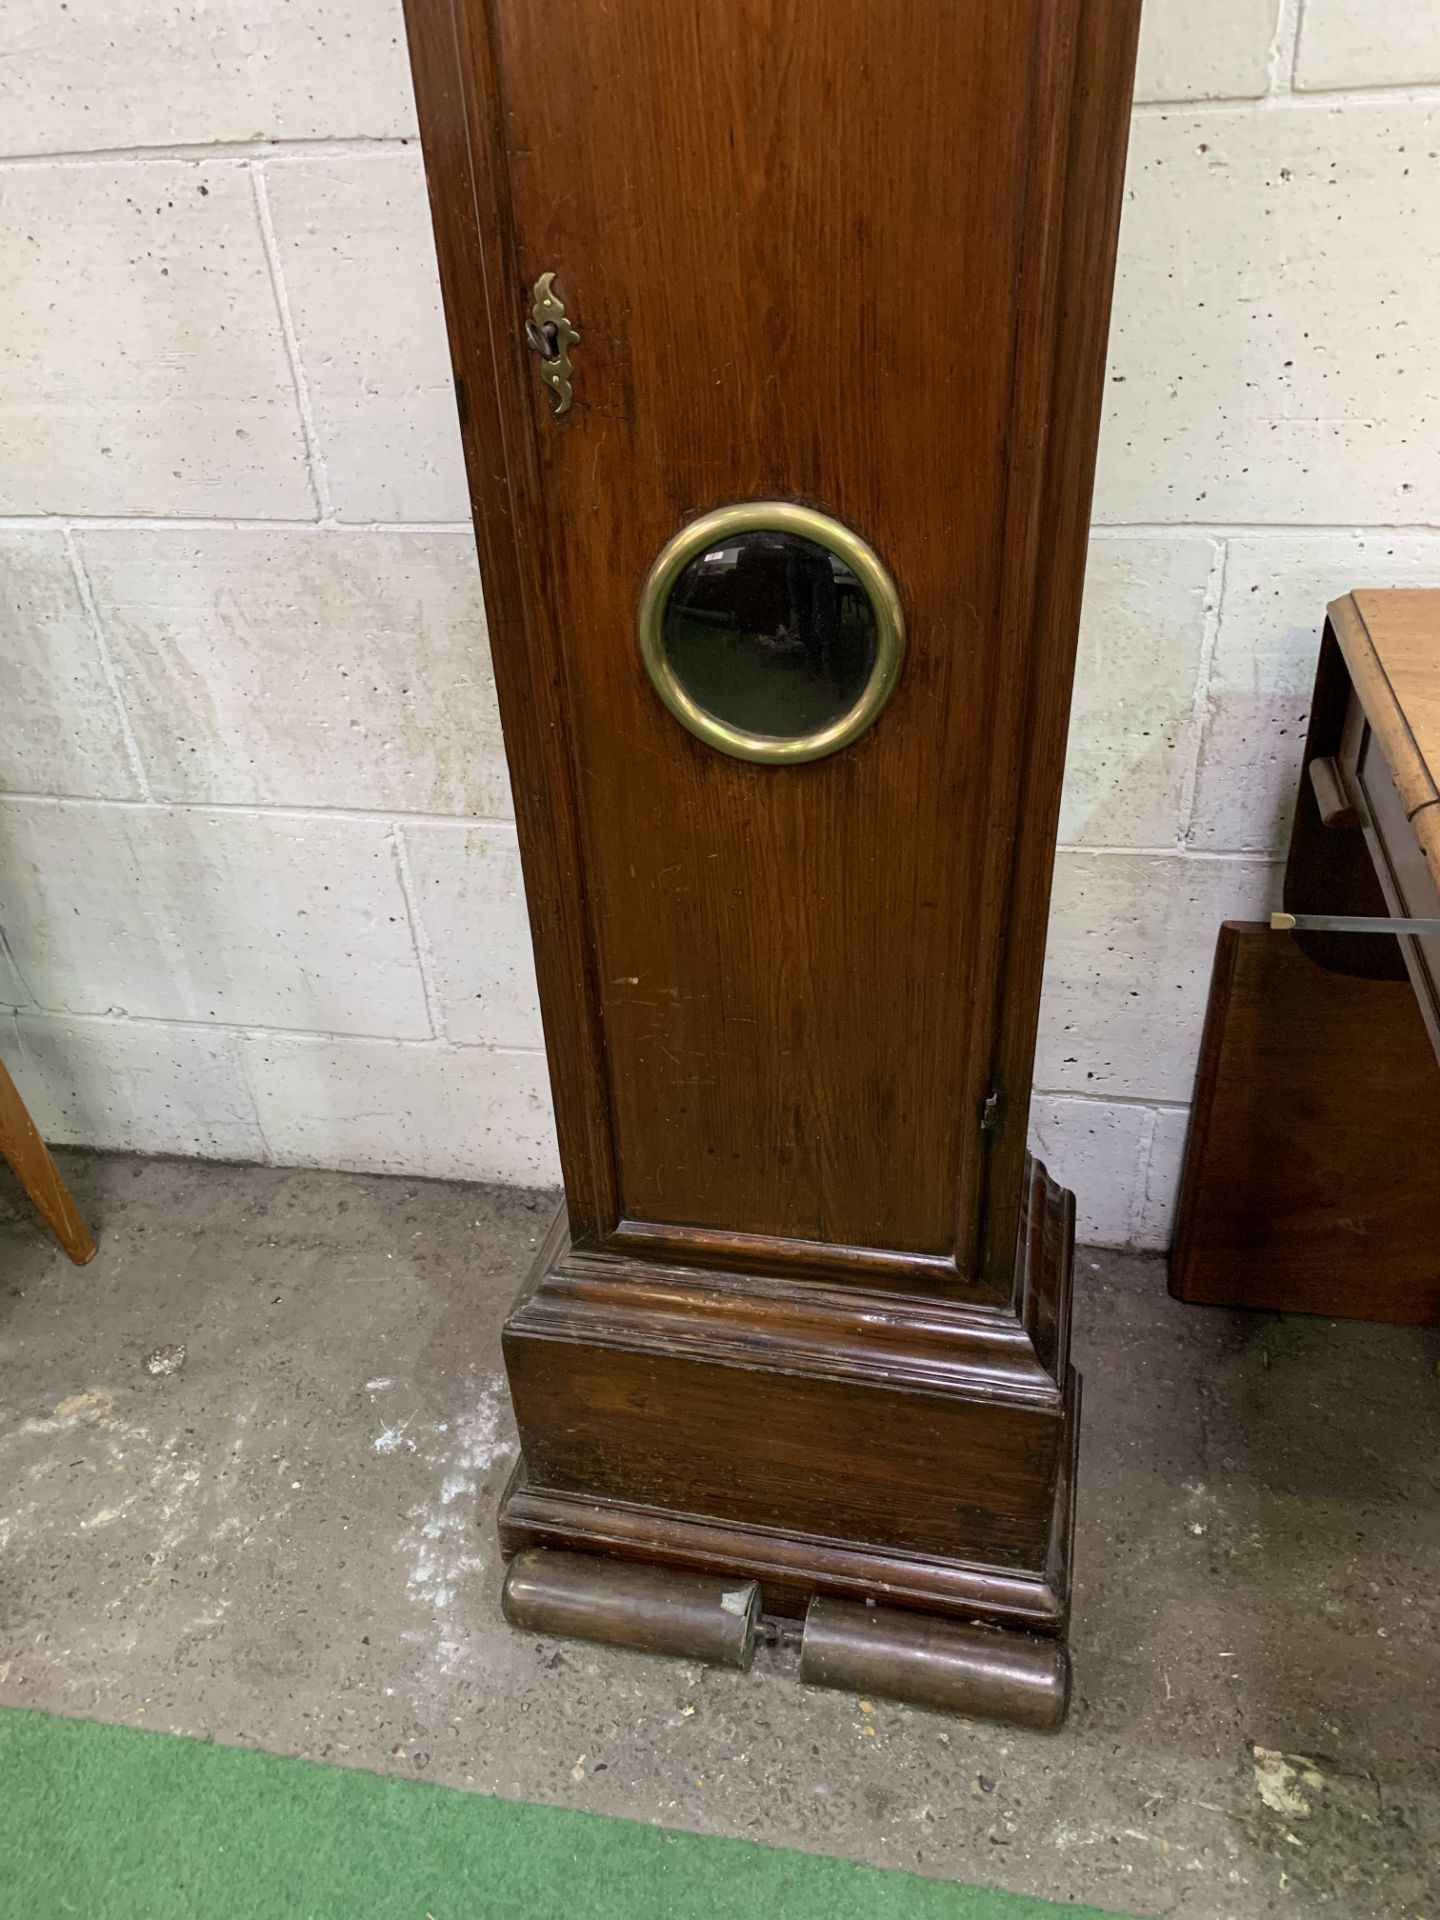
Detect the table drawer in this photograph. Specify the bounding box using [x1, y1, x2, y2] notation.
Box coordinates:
[1342, 694, 1440, 1060]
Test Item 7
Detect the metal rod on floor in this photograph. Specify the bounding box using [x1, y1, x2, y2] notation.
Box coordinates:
[1271, 911, 1440, 937]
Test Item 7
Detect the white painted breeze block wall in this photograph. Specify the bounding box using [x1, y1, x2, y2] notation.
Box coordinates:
[2, 0, 1438, 1248]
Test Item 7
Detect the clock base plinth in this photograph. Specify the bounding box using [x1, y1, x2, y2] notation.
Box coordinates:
[496, 1157, 1079, 1725]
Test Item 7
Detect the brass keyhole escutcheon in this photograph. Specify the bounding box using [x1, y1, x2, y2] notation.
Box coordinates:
[526, 272, 579, 417]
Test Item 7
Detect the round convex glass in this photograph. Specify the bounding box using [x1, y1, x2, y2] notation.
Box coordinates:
[638, 504, 905, 764]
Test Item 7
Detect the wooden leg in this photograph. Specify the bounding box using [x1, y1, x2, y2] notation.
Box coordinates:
[0, 1058, 97, 1266]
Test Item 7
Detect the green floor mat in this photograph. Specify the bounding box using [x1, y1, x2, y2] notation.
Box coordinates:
[0, 1704, 1132, 1920]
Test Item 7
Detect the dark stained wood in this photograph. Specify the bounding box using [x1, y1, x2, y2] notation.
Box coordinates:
[1171, 922, 1440, 1323]
[402, 0, 1143, 1713]
[0, 1059, 97, 1266]
[405, 0, 1143, 1285]
[972, 0, 1148, 1296]
[1178, 593, 1440, 1326]
[508, 1330, 1060, 1566]
[500, 1457, 1073, 1632]
[605, 1217, 958, 1296]
[401, 0, 620, 1238]
[500, 1162, 1080, 1618]
[799, 1595, 1070, 1732]
[492, 0, 1038, 1259]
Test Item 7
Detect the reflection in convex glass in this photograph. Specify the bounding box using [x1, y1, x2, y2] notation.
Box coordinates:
[660, 530, 880, 741]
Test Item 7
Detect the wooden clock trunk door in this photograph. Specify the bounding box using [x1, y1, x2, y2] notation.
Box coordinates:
[403, 0, 1142, 1687]
[405, 0, 1142, 1296]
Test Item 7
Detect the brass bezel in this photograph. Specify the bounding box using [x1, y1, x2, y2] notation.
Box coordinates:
[637, 502, 906, 765]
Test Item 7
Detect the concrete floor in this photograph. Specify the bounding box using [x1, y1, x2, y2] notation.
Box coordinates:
[1, 1154, 1437, 1919]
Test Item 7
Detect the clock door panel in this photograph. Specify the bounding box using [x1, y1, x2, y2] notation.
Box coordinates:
[480, 0, 1070, 1268]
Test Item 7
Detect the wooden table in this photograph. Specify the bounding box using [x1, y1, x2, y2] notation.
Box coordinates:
[1172, 589, 1440, 1324]
[1333, 591, 1440, 1051]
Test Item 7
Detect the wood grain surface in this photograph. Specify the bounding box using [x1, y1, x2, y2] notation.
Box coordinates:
[1332, 591, 1440, 875]
[1171, 922, 1440, 1322]
[403, 0, 1142, 1683]
[404, 0, 1143, 1291]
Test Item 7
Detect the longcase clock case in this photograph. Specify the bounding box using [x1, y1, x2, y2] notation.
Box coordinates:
[402, 0, 1143, 1724]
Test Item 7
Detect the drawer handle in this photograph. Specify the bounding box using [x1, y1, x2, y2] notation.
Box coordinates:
[1308, 755, 1360, 830]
